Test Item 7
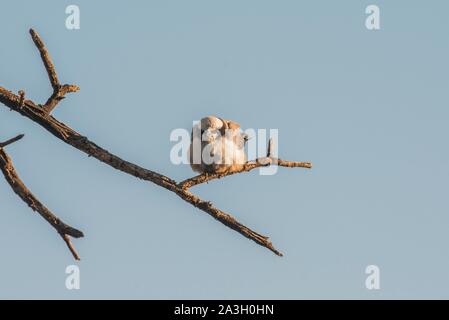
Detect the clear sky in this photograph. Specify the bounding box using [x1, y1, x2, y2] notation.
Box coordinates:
[0, 0, 448, 299]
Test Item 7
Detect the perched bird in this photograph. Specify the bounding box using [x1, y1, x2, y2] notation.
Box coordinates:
[189, 116, 248, 174]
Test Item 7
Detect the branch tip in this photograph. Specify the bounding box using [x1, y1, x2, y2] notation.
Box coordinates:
[60, 233, 81, 261]
[267, 138, 274, 157]
[0, 134, 25, 148]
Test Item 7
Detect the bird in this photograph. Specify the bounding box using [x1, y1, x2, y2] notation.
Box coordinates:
[189, 116, 248, 174]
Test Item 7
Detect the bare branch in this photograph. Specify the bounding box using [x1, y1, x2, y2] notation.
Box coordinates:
[179, 137, 311, 189]
[29, 29, 59, 90]
[0, 134, 25, 148]
[29, 29, 80, 114]
[0, 29, 313, 258]
[175, 189, 282, 256]
[267, 137, 274, 157]
[0, 136, 83, 260]
[276, 158, 313, 168]
[179, 158, 312, 190]
[59, 233, 81, 261]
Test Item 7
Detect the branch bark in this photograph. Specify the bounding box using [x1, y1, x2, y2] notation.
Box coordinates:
[0, 134, 83, 260]
[0, 29, 312, 259]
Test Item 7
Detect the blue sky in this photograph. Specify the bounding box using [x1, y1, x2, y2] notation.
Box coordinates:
[0, 0, 448, 299]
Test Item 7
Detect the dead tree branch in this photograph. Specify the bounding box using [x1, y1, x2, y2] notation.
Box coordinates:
[0, 134, 83, 260]
[29, 29, 80, 114]
[0, 134, 25, 148]
[179, 138, 312, 189]
[0, 29, 312, 259]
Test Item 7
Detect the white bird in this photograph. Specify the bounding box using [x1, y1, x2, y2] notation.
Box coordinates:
[189, 116, 248, 174]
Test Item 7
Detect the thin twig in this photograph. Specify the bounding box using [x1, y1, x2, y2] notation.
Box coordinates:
[0, 134, 25, 148]
[0, 135, 83, 260]
[29, 29, 59, 89]
[59, 233, 81, 261]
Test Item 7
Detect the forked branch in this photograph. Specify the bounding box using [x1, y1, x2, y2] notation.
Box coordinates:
[0, 29, 312, 259]
[29, 29, 80, 114]
[0, 134, 83, 260]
